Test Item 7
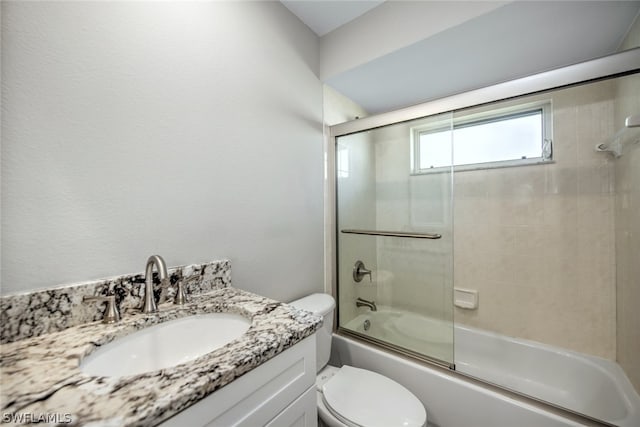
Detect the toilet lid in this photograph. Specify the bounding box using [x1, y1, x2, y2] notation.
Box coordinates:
[322, 366, 426, 427]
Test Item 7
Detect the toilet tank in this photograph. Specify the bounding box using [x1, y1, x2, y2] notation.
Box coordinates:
[289, 293, 335, 373]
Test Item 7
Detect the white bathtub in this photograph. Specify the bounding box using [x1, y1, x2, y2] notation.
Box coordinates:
[343, 308, 640, 427]
[345, 308, 454, 362]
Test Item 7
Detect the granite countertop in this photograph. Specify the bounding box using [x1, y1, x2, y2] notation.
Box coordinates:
[0, 287, 322, 426]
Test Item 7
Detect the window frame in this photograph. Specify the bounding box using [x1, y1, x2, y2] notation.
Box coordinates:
[410, 100, 553, 175]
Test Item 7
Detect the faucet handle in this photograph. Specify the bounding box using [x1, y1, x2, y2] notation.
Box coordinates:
[353, 260, 372, 282]
[175, 275, 198, 305]
[174, 281, 187, 305]
[83, 295, 120, 324]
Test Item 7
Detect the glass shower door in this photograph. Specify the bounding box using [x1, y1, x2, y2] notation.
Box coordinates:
[336, 112, 454, 367]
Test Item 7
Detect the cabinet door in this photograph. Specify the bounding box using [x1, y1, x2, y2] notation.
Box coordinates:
[160, 335, 316, 427]
[266, 386, 317, 427]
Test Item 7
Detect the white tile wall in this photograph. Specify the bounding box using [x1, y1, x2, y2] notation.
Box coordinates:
[454, 80, 618, 359]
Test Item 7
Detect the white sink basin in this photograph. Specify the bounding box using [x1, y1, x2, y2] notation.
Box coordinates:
[80, 313, 251, 377]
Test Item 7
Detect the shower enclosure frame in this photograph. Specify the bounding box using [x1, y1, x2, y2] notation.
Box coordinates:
[328, 47, 640, 419]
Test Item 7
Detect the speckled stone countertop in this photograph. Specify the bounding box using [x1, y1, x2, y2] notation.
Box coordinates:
[0, 287, 322, 426]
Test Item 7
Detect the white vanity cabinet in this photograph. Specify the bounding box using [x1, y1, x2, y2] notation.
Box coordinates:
[160, 335, 317, 427]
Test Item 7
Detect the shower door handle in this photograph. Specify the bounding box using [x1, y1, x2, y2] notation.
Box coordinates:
[341, 229, 441, 239]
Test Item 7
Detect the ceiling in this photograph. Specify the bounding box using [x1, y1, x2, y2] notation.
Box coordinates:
[282, 1, 640, 115]
[281, 0, 384, 36]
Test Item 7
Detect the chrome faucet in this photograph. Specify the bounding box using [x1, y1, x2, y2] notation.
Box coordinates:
[356, 297, 377, 312]
[142, 255, 168, 313]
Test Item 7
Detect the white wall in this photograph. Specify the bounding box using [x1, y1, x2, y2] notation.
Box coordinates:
[1, 1, 324, 301]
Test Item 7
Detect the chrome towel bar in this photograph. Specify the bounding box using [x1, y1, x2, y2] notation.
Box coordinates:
[341, 229, 442, 239]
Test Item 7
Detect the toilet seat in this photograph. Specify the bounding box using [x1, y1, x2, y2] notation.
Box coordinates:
[321, 365, 426, 427]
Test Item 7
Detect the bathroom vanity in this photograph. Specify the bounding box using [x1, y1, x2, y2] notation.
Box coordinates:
[0, 277, 321, 426]
[161, 334, 317, 426]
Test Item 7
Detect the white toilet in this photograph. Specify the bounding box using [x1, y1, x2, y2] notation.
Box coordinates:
[290, 293, 427, 427]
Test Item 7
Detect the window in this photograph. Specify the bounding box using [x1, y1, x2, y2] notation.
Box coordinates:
[411, 101, 552, 173]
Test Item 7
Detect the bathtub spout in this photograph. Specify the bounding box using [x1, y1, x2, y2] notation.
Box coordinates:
[356, 297, 377, 311]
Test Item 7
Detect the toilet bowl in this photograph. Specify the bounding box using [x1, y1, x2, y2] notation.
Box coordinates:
[290, 293, 427, 427]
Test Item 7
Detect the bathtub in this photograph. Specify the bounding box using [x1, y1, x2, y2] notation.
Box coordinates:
[343, 308, 640, 427]
[345, 308, 454, 362]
